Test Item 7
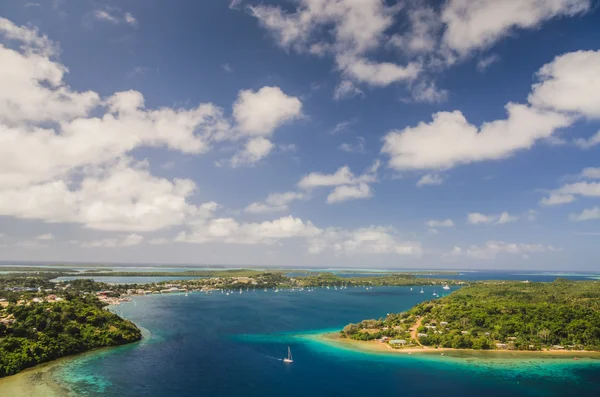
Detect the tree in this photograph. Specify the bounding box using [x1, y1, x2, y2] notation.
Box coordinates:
[538, 328, 550, 343]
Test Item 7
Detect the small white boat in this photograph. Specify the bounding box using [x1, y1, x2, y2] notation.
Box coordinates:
[420, 288, 424, 294]
[410, 288, 413, 291]
[443, 284, 450, 290]
[283, 346, 293, 363]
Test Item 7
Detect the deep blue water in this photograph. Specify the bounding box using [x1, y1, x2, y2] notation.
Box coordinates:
[52, 286, 600, 397]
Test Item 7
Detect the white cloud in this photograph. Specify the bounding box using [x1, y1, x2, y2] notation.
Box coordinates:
[409, 80, 448, 103]
[528, 50, 600, 119]
[389, 7, 440, 54]
[441, 0, 590, 58]
[541, 166, 600, 206]
[176, 215, 321, 245]
[426, 219, 454, 228]
[447, 240, 559, 260]
[36, 233, 54, 240]
[82, 233, 144, 248]
[570, 207, 600, 222]
[333, 80, 364, 100]
[229, 137, 275, 167]
[250, 0, 420, 93]
[326, 183, 372, 204]
[417, 173, 443, 187]
[229, 0, 243, 10]
[233, 86, 303, 137]
[540, 193, 576, 206]
[336, 55, 420, 87]
[467, 212, 518, 225]
[575, 131, 600, 149]
[330, 118, 357, 134]
[93, 9, 138, 27]
[497, 211, 519, 224]
[0, 18, 308, 237]
[297, 162, 379, 204]
[222, 62, 233, 73]
[249, 0, 398, 55]
[0, 158, 214, 232]
[338, 137, 365, 153]
[383, 104, 571, 171]
[245, 191, 306, 214]
[477, 54, 500, 72]
[581, 167, 600, 179]
[298, 164, 377, 189]
[308, 226, 421, 256]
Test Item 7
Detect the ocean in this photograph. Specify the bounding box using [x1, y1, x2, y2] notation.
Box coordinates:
[46, 284, 600, 397]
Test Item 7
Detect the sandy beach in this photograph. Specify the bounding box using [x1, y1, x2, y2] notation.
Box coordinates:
[314, 332, 600, 359]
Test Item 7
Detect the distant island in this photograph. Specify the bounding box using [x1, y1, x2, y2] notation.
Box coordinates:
[341, 279, 600, 352]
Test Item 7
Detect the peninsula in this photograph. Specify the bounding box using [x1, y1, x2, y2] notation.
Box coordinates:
[341, 279, 600, 352]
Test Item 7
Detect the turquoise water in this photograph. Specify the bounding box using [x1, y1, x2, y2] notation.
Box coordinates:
[49, 286, 600, 396]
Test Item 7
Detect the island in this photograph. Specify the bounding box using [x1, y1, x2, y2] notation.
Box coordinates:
[0, 268, 466, 378]
[0, 285, 141, 378]
[341, 279, 600, 352]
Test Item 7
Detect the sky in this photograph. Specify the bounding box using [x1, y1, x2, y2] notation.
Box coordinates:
[0, 0, 599, 270]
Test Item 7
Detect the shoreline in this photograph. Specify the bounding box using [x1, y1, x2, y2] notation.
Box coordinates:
[312, 332, 600, 359]
[0, 302, 144, 396]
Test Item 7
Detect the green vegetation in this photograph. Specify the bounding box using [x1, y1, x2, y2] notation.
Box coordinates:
[342, 279, 600, 351]
[0, 295, 141, 377]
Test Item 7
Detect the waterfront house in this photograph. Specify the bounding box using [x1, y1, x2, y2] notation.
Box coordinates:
[496, 343, 508, 349]
[390, 339, 407, 345]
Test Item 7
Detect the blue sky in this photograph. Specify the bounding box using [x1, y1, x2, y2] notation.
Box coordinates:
[0, 0, 599, 270]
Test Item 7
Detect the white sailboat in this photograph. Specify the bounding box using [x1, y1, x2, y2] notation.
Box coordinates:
[420, 287, 424, 294]
[442, 284, 450, 290]
[283, 346, 293, 363]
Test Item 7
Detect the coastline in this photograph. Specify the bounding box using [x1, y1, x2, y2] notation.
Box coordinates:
[0, 354, 76, 397]
[312, 332, 600, 359]
[0, 301, 146, 397]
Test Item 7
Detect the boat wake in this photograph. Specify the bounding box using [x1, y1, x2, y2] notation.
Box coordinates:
[262, 354, 283, 361]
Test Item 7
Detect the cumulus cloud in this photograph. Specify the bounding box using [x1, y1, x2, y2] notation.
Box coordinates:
[0, 18, 309, 237]
[528, 50, 600, 118]
[338, 137, 365, 153]
[233, 86, 303, 136]
[441, 0, 590, 58]
[446, 240, 559, 260]
[229, 137, 275, 167]
[381, 48, 600, 172]
[92, 9, 138, 27]
[297, 162, 379, 204]
[81, 234, 144, 248]
[570, 207, 600, 222]
[540, 167, 600, 206]
[416, 173, 443, 187]
[467, 212, 518, 225]
[245, 191, 306, 214]
[574, 131, 600, 149]
[176, 216, 321, 245]
[177, 215, 422, 257]
[308, 226, 422, 256]
[426, 219, 454, 228]
[250, 0, 420, 94]
[326, 183, 372, 204]
[476, 54, 500, 72]
[333, 80, 364, 100]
